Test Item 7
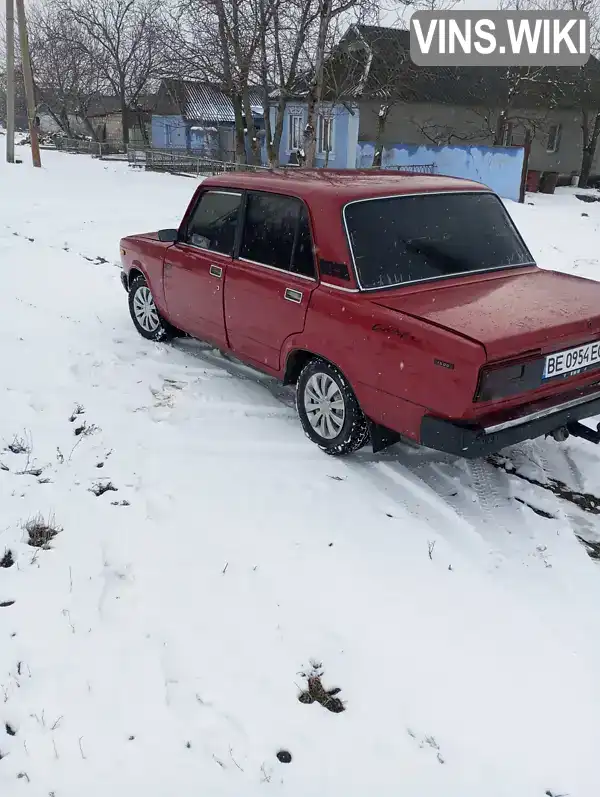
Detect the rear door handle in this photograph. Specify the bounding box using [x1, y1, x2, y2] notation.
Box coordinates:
[284, 287, 303, 304]
[209, 264, 223, 279]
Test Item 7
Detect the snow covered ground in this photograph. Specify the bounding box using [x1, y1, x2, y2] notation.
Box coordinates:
[1, 148, 600, 797]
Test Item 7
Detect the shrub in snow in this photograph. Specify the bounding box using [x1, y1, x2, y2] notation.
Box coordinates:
[90, 481, 118, 497]
[24, 514, 61, 548]
[6, 434, 30, 455]
[298, 669, 345, 713]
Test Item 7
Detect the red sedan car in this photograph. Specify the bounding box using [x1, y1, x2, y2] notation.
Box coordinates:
[119, 169, 600, 457]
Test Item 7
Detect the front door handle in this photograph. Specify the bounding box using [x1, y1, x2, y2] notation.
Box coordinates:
[209, 265, 223, 279]
[284, 287, 303, 304]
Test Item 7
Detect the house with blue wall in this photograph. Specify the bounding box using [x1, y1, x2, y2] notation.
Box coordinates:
[268, 101, 359, 169]
[268, 23, 600, 199]
[152, 79, 264, 161]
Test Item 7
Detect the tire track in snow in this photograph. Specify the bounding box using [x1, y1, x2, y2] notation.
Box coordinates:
[464, 458, 516, 526]
[488, 451, 600, 556]
[3, 225, 121, 270]
[152, 332, 600, 561]
[344, 455, 489, 559]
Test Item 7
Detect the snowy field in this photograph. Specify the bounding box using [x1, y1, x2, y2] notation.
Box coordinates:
[2, 147, 600, 797]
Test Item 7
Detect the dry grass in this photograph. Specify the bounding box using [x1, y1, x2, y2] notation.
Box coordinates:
[6, 434, 30, 455]
[89, 481, 118, 497]
[23, 514, 62, 549]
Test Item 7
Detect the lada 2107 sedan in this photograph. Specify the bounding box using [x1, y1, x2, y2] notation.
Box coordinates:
[120, 169, 600, 457]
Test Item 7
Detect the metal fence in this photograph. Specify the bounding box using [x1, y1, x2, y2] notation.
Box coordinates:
[53, 137, 129, 158]
[386, 163, 437, 174]
[127, 147, 269, 176]
[50, 136, 438, 177]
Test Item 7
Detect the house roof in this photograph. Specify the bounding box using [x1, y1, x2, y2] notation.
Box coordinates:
[282, 24, 600, 110]
[86, 93, 159, 117]
[157, 79, 264, 122]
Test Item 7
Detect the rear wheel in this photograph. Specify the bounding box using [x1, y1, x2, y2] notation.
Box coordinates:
[296, 358, 369, 455]
[128, 274, 179, 341]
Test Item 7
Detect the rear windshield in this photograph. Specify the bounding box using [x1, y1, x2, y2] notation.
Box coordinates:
[343, 192, 534, 290]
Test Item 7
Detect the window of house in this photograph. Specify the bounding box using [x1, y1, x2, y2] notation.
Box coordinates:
[185, 191, 242, 255]
[547, 124, 562, 153]
[318, 114, 334, 155]
[241, 192, 315, 278]
[501, 121, 514, 146]
[288, 115, 303, 151]
[344, 192, 534, 290]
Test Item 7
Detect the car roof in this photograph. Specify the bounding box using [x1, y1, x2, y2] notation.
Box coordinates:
[201, 168, 490, 203]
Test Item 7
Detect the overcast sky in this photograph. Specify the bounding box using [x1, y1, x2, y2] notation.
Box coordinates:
[381, 0, 501, 27]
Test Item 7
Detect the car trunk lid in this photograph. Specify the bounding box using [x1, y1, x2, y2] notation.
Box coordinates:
[371, 267, 600, 361]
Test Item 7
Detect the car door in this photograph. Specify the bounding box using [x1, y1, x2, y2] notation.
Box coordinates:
[163, 189, 242, 346]
[224, 191, 317, 371]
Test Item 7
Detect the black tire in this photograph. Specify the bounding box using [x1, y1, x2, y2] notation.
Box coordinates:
[128, 274, 179, 341]
[296, 358, 370, 455]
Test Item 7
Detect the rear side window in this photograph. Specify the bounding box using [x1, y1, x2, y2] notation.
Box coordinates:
[241, 192, 315, 278]
[344, 192, 534, 290]
[186, 191, 241, 255]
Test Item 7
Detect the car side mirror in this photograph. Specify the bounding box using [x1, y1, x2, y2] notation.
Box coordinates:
[158, 228, 179, 243]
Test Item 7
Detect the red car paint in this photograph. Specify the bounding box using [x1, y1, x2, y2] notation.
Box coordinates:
[120, 169, 600, 455]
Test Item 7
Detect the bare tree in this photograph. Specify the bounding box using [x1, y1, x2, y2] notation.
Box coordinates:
[166, 0, 267, 163]
[303, 0, 378, 166]
[541, 0, 600, 186]
[259, 0, 319, 166]
[59, 0, 164, 144]
[502, 0, 600, 185]
[28, 5, 103, 139]
[410, 118, 486, 146]
[166, 0, 378, 167]
[562, 0, 600, 186]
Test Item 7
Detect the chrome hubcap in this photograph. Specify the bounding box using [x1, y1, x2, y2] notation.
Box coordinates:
[304, 373, 345, 439]
[133, 286, 160, 332]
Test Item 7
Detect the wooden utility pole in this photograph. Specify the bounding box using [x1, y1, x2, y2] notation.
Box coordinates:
[15, 0, 41, 167]
[5, 0, 15, 163]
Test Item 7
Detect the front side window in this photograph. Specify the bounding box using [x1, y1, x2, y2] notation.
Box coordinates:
[318, 115, 333, 154]
[241, 192, 315, 278]
[185, 191, 241, 255]
[344, 192, 534, 290]
[289, 115, 303, 150]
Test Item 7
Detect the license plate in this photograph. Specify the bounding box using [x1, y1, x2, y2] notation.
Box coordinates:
[544, 340, 600, 379]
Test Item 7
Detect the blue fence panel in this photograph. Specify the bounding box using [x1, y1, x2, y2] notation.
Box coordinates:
[356, 142, 525, 202]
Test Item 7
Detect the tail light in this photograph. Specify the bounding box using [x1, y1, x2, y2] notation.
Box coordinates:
[475, 356, 544, 402]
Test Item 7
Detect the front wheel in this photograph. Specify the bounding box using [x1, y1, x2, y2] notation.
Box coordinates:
[128, 274, 179, 341]
[296, 358, 370, 455]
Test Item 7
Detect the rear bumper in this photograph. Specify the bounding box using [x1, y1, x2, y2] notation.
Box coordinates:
[420, 388, 600, 458]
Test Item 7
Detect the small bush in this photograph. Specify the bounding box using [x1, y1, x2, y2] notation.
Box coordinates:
[68, 404, 85, 423]
[74, 422, 99, 438]
[90, 481, 118, 497]
[6, 435, 29, 455]
[24, 514, 61, 549]
[0, 550, 14, 568]
[298, 673, 345, 713]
